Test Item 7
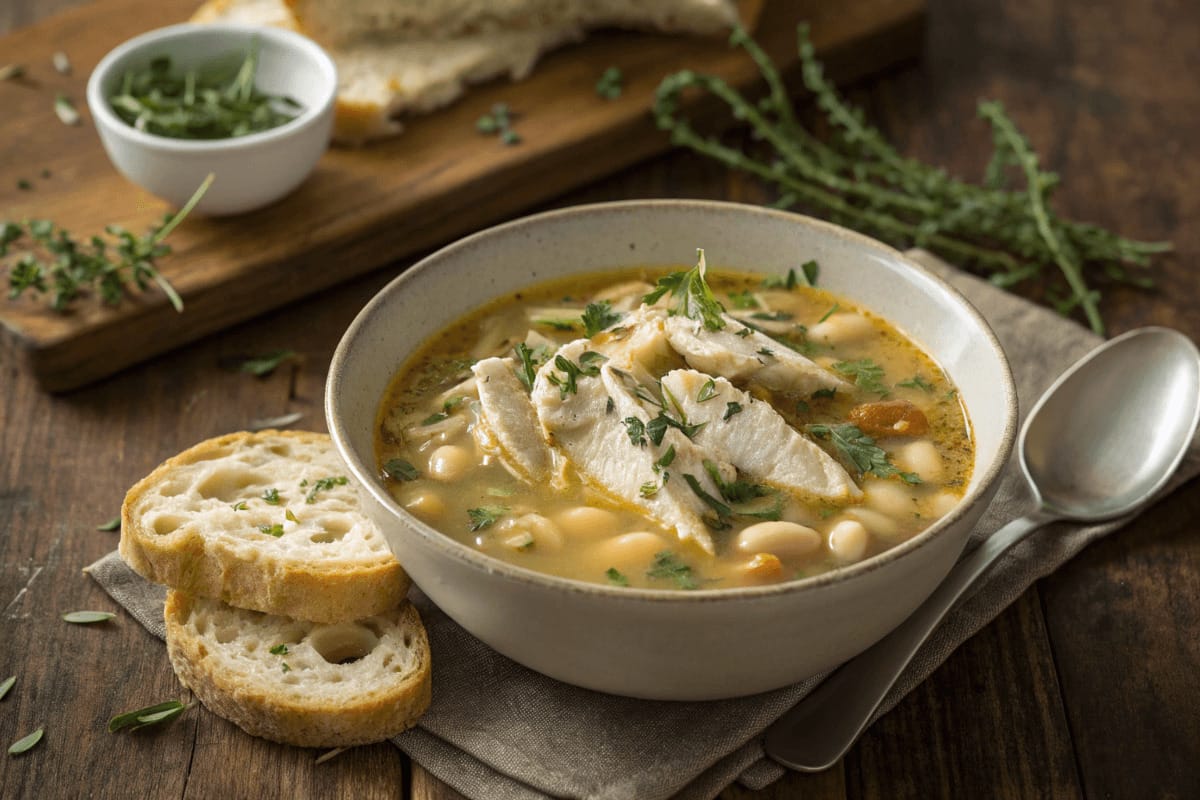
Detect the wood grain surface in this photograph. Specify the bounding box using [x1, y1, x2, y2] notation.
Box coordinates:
[0, 0, 923, 392]
[2, 0, 1198, 798]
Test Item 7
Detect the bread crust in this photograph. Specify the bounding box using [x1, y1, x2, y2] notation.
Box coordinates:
[120, 430, 409, 624]
[165, 591, 432, 747]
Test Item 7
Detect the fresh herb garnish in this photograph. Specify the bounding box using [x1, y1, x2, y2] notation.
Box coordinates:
[467, 505, 508, 531]
[281, 662, 291, 673]
[605, 567, 629, 586]
[108, 700, 190, 733]
[642, 249, 726, 331]
[833, 359, 889, 396]
[817, 303, 839, 324]
[269, 643, 288, 655]
[3, 174, 211, 313]
[723, 401, 743, 421]
[248, 411, 304, 431]
[654, 445, 677, 472]
[236, 350, 298, 377]
[384, 458, 419, 481]
[231, 500, 247, 511]
[762, 260, 818, 289]
[108, 45, 301, 139]
[623, 417, 647, 446]
[701, 460, 772, 504]
[682, 473, 734, 527]
[796, 399, 811, 415]
[96, 517, 121, 532]
[258, 523, 284, 537]
[513, 342, 541, 390]
[8, 728, 43, 754]
[476, 102, 521, 145]
[898, 374, 935, 392]
[645, 412, 704, 446]
[734, 327, 753, 338]
[606, 397, 615, 414]
[0, 675, 16, 702]
[581, 300, 622, 336]
[756, 346, 774, 357]
[421, 412, 449, 426]
[812, 387, 837, 399]
[646, 550, 699, 589]
[285, 509, 299, 524]
[16, 179, 31, 191]
[807, 423, 922, 484]
[639, 481, 660, 498]
[696, 379, 718, 403]
[728, 289, 759, 309]
[62, 611, 115, 624]
[751, 310, 793, 322]
[547, 353, 601, 398]
[262, 488, 281, 505]
[304, 476, 348, 503]
[653, 26, 1168, 335]
[595, 66, 624, 100]
[54, 93, 80, 126]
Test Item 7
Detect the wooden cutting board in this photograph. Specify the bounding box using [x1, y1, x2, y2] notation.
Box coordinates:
[0, 0, 925, 392]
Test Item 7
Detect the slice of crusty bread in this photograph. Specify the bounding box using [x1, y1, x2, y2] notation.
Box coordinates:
[165, 591, 431, 747]
[120, 430, 408, 624]
[285, 0, 739, 47]
[191, 0, 745, 143]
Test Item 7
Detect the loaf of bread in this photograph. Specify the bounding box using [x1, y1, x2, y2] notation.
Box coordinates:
[120, 430, 409, 624]
[284, 0, 739, 47]
[192, 0, 744, 143]
[165, 591, 431, 747]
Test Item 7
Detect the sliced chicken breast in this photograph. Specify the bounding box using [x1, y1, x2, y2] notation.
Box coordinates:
[471, 357, 553, 483]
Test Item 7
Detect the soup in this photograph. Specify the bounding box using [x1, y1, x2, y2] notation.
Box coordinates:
[376, 255, 973, 590]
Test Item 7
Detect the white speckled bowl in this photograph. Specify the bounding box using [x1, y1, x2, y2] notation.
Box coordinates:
[327, 201, 1017, 701]
[87, 23, 336, 215]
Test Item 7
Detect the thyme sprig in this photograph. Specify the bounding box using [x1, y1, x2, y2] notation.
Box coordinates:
[653, 25, 1170, 334]
[3, 174, 212, 313]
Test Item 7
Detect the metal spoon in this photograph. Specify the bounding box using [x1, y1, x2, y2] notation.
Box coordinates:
[765, 326, 1200, 772]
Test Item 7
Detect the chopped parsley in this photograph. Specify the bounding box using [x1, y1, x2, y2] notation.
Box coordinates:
[606, 567, 629, 586]
[702, 460, 772, 504]
[384, 458, 420, 481]
[796, 399, 811, 415]
[757, 347, 775, 358]
[654, 445, 677, 472]
[807, 423, 921, 484]
[817, 303, 840, 323]
[304, 476, 348, 503]
[833, 359, 890, 397]
[897, 374, 935, 392]
[477, 102, 520, 145]
[513, 342, 543, 390]
[595, 66, 623, 99]
[262, 488, 281, 505]
[734, 327, 753, 338]
[642, 249, 726, 331]
[108, 701, 190, 734]
[547, 353, 602, 398]
[646, 550, 698, 590]
[467, 505, 508, 531]
[762, 260, 818, 289]
[96, 517, 121, 532]
[728, 290, 759, 309]
[695, 379, 718, 402]
[623, 417, 647, 446]
[639, 481, 660, 498]
[237, 349, 297, 377]
[606, 397, 615, 414]
[230, 500, 248, 511]
[722, 401, 743, 421]
[750, 310, 793, 322]
[421, 411, 449, 426]
[581, 300, 622, 336]
[286, 509, 300, 523]
[645, 412, 705, 446]
[258, 523, 284, 537]
[812, 387, 837, 399]
[269, 644, 288, 655]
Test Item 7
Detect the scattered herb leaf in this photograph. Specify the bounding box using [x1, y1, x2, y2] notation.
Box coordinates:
[646, 550, 699, 589]
[96, 517, 121, 532]
[833, 359, 889, 396]
[751, 310, 793, 321]
[623, 417, 647, 447]
[513, 342, 540, 390]
[269, 643, 288, 655]
[642, 249, 726, 331]
[723, 401, 743, 421]
[808, 423, 921, 484]
[654, 444, 677, 472]
[0, 64, 24, 81]
[812, 387, 836, 399]
[421, 412, 449, 426]
[897, 374, 935, 392]
[696, 379, 717, 403]
[16, 179, 32, 191]
[262, 488, 281, 505]
[285, 508, 299, 524]
[0, 675, 15, 702]
[467, 505, 508, 531]
[236, 350, 297, 377]
[62, 611, 115, 624]
[596, 66, 624, 100]
[605, 567, 629, 586]
[384, 458, 419, 481]
[230, 500, 248, 511]
[8, 728, 43, 755]
[727, 290, 759, 309]
[258, 523, 284, 537]
[304, 476, 348, 503]
[582, 300, 622, 336]
[477, 102, 520, 145]
[108, 700, 189, 733]
[817, 303, 839, 324]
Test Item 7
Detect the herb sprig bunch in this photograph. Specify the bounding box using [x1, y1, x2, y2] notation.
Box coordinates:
[3, 175, 212, 313]
[653, 25, 1170, 334]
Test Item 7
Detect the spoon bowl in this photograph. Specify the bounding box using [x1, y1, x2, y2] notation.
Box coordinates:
[766, 326, 1200, 772]
[1022, 327, 1200, 520]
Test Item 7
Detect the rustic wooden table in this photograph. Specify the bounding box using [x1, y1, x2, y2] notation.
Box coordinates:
[2, 1, 1197, 798]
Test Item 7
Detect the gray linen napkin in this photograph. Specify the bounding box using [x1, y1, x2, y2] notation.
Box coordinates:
[87, 250, 1200, 800]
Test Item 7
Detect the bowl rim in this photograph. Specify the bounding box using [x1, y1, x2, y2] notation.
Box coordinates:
[327, 199, 1019, 604]
[85, 21, 337, 154]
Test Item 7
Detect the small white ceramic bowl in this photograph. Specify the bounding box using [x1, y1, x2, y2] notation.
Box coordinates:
[327, 201, 1018, 701]
[87, 23, 336, 215]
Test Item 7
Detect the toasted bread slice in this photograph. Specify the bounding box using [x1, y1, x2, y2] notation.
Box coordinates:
[165, 591, 431, 747]
[191, 0, 745, 143]
[285, 0, 739, 47]
[120, 430, 408, 624]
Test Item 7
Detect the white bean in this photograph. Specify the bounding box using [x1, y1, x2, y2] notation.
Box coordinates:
[828, 519, 869, 563]
[427, 445, 473, 482]
[928, 490, 960, 518]
[863, 478, 919, 518]
[402, 491, 444, 518]
[553, 507, 620, 541]
[591, 531, 668, 574]
[496, 513, 563, 552]
[808, 312, 876, 346]
[735, 521, 822, 559]
[845, 506, 902, 540]
[893, 440, 944, 482]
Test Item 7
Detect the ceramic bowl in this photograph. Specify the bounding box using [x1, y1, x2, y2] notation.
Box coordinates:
[87, 23, 336, 215]
[327, 201, 1018, 701]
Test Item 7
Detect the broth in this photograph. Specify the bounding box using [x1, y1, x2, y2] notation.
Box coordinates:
[376, 262, 973, 590]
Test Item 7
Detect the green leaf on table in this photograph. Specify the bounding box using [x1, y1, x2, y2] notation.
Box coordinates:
[62, 611, 115, 624]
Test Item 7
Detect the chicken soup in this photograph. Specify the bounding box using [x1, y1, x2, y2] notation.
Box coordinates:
[376, 253, 973, 590]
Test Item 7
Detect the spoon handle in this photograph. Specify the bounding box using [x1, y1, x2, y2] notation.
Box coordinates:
[764, 509, 1058, 772]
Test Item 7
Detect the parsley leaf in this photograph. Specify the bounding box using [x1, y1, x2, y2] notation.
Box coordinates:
[421, 412, 449, 426]
[269, 644, 288, 655]
[384, 458, 419, 481]
[237, 349, 297, 377]
[96, 517, 121, 532]
[727, 289, 759, 309]
[547, 353, 602, 398]
[654, 445, 676, 472]
[262, 488, 281, 505]
[807, 423, 922, 484]
[513, 342, 543, 390]
[623, 417, 647, 446]
[817, 303, 840, 323]
[833, 359, 890, 397]
[467, 505, 508, 531]
[642, 249, 726, 331]
[108, 700, 190, 733]
[812, 387, 837, 399]
[581, 301, 622, 336]
[898, 374, 935, 392]
[304, 476, 348, 503]
[606, 567, 629, 586]
[723, 401, 743, 421]
[696, 379, 717, 402]
[646, 550, 699, 589]
[258, 523, 284, 537]
[645, 412, 705, 446]
[596, 66, 623, 100]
